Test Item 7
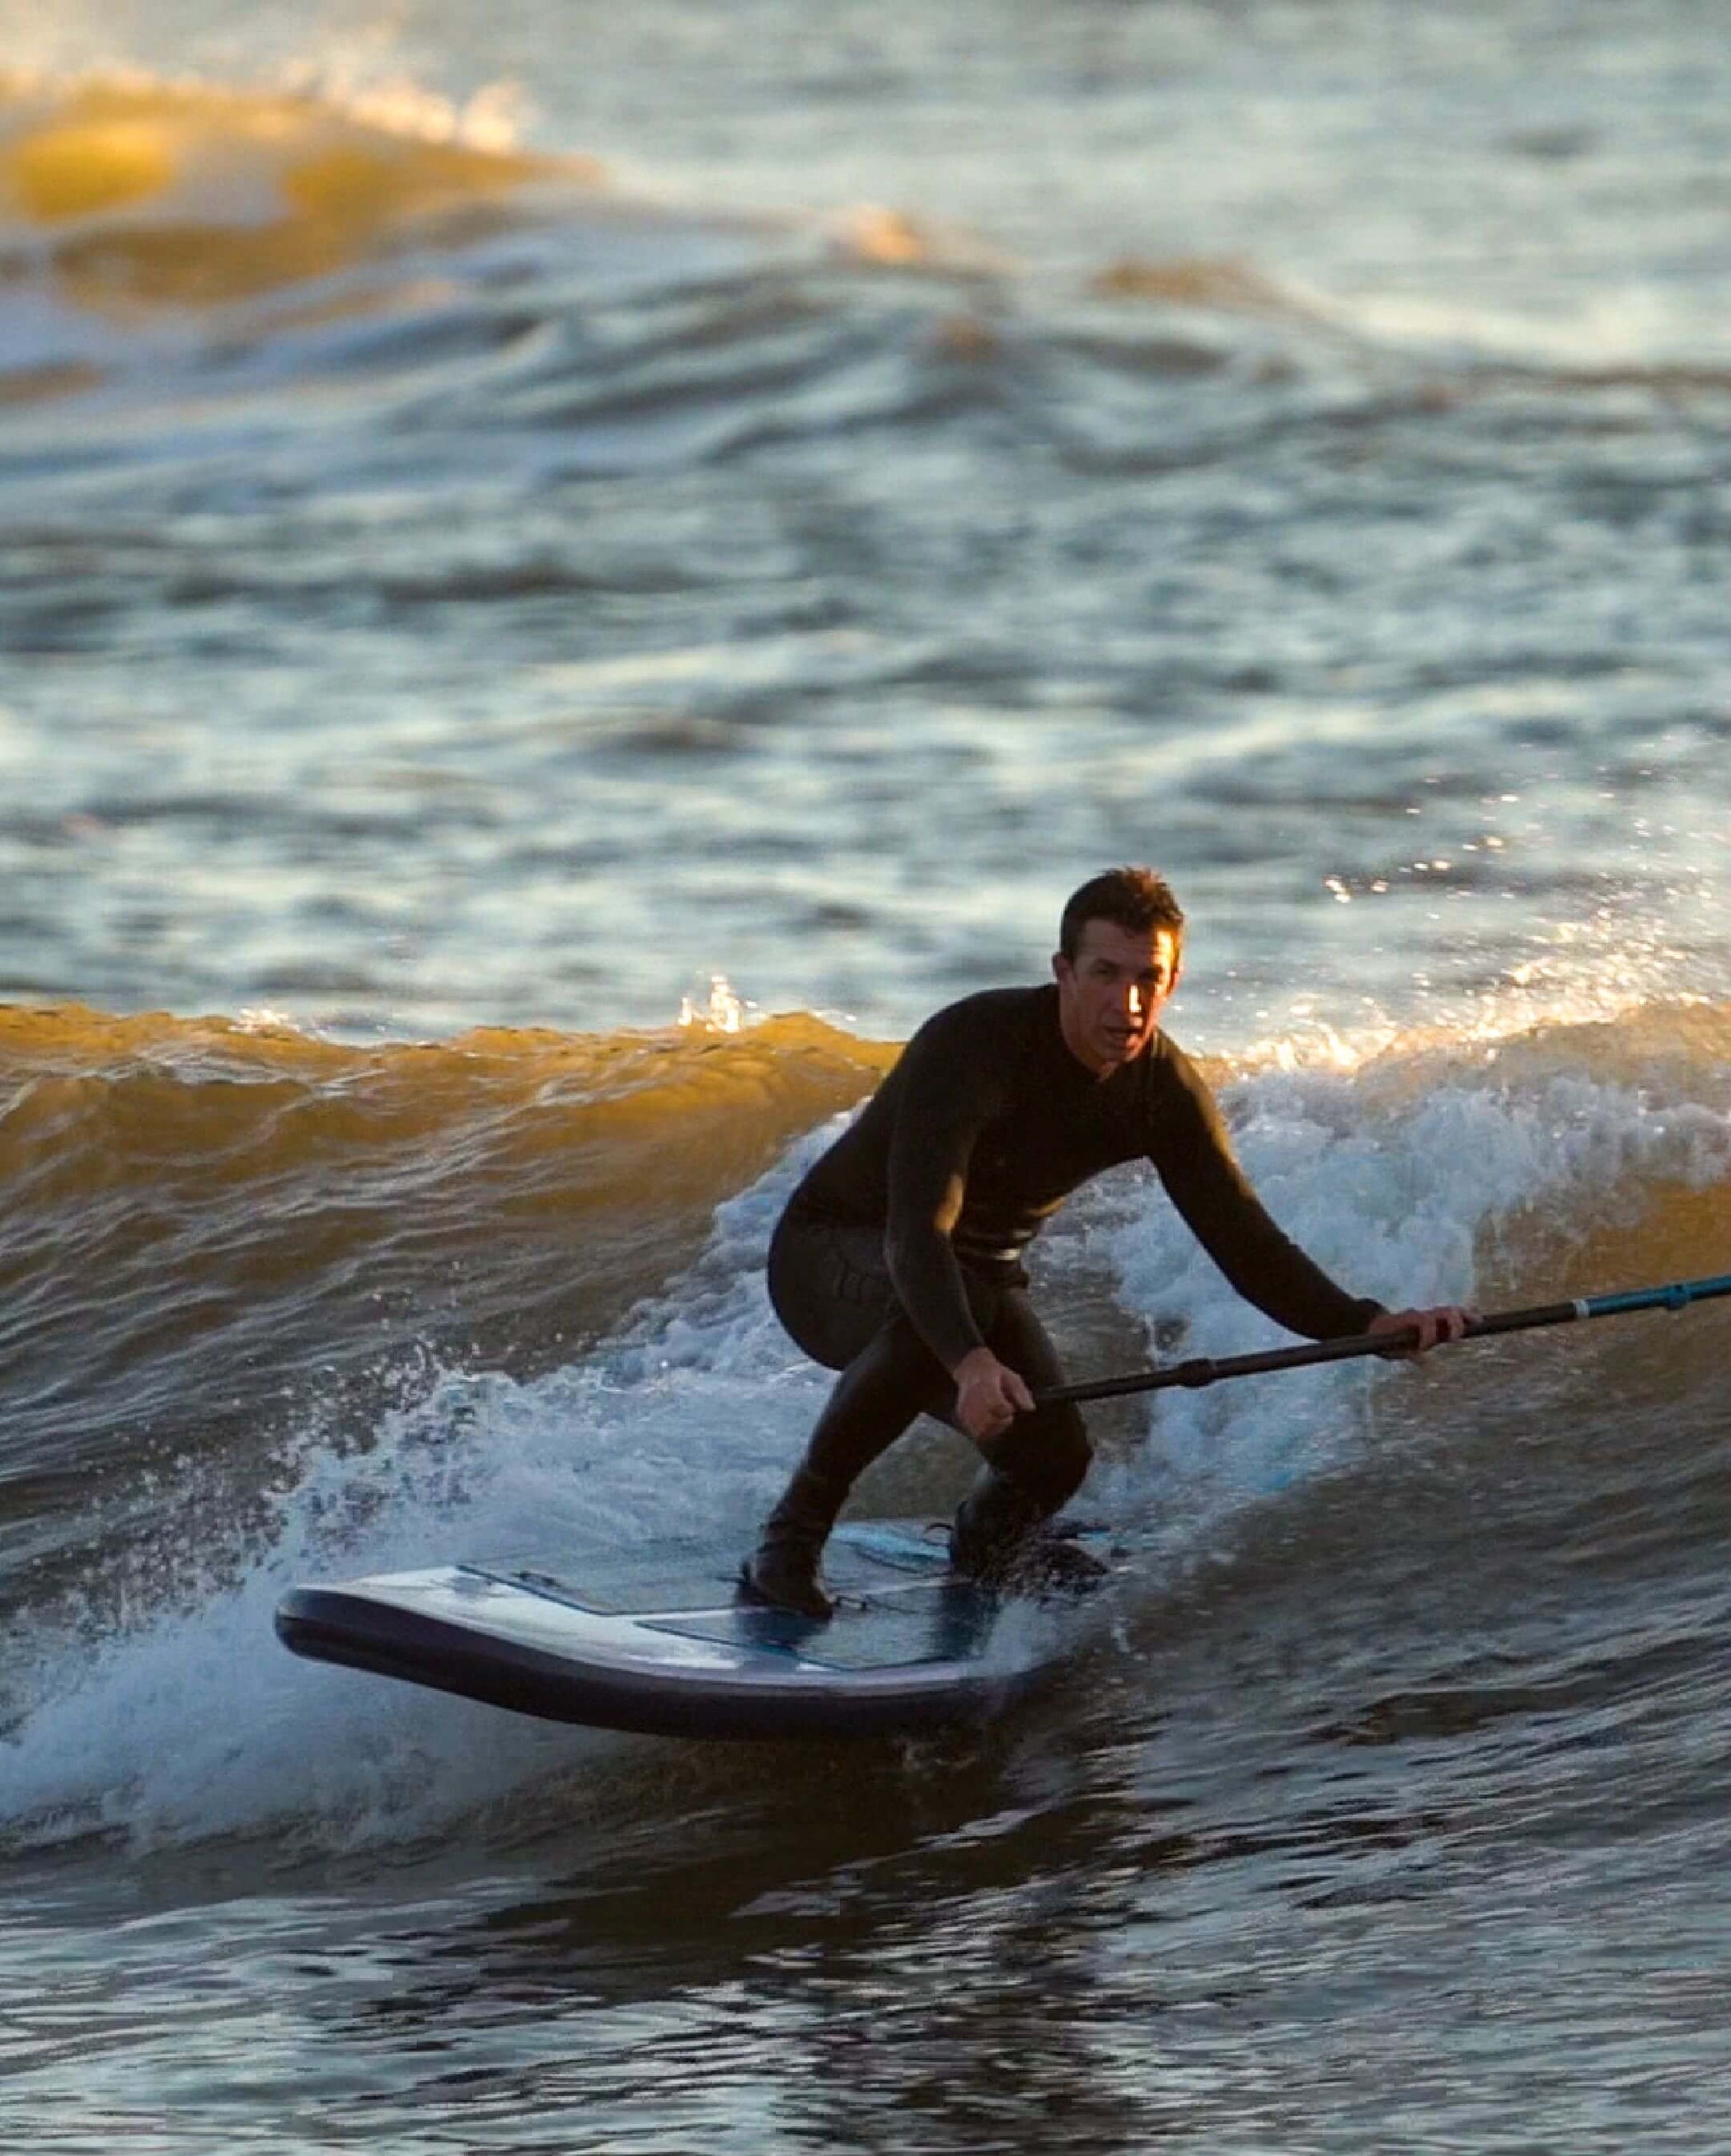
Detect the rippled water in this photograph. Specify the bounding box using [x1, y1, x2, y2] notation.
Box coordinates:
[3, 1, 1727, 1042]
[3, 2, 1730, 2149]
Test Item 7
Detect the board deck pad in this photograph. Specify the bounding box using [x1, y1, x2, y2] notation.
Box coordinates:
[462, 1521, 950, 1618]
[275, 1518, 1118, 1740]
[643, 1581, 1003, 1672]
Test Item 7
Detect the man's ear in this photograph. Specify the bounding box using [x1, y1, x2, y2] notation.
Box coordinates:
[1051, 950, 1071, 986]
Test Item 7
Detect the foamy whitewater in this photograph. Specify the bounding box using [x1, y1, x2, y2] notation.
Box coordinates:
[2, 2, 1730, 2150]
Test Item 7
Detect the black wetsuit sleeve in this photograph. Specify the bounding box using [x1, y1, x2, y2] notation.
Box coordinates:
[1149, 1050, 1386, 1341]
[881, 1012, 1008, 1374]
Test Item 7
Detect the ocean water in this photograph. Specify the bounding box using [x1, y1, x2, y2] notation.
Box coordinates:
[2, 2, 1729, 2149]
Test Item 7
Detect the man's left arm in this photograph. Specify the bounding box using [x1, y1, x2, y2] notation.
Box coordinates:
[1148, 1050, 1471, 1348]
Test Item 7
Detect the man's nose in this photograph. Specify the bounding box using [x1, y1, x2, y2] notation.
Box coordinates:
[1124, 982, 1145, 1017]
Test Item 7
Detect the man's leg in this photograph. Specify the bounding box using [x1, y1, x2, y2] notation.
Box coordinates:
[744, 1308, 949, 1616]
[752, 1214, 1097, 1610]
[949, 1289, 1096, 1584]
[747, 1210, 950, 1617]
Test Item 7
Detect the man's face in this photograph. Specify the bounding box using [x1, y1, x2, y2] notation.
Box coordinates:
[1053, 919, 1182, 1075]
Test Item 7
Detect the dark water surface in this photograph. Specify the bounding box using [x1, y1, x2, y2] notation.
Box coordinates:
[2, 3, 1730, 2149]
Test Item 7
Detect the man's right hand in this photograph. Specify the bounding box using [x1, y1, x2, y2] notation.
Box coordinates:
[951, 1346, 1035, 1443]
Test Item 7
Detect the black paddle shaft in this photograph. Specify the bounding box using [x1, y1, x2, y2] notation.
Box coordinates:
[1031, 1271, 1731, 1408]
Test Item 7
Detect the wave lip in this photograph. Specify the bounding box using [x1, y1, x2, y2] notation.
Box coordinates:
[0, 70, 592, 315]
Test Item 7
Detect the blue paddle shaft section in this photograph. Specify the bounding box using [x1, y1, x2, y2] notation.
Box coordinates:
[1585, 1272, 1731, 1318]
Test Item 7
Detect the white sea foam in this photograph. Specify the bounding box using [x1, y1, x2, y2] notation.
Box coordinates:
[1071, 1041, 1731, 1532]
[0, 1122, 836, 1856]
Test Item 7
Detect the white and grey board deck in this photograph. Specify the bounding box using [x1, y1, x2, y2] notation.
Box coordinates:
[274, 1520, 1115, 1739]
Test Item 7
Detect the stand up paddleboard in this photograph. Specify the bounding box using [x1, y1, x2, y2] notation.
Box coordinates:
[274, 1520, 1114, 1739]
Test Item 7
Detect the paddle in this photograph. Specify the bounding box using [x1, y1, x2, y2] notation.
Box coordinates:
[1034, 1270, 1731, 1407]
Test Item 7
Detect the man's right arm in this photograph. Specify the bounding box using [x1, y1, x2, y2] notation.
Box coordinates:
[880, 1010, 1006, 1379]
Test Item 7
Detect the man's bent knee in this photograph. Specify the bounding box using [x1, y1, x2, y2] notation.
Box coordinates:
[984, 1402, 1091, 1513]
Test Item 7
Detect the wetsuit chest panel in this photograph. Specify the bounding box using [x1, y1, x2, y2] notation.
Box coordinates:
[950, 1078, 1146, 1262]
[791, 986, 1156, 1270]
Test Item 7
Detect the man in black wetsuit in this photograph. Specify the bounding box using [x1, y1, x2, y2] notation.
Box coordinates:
[742, 867, 1470, 1618]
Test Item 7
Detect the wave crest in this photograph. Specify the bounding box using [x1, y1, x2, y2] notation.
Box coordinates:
[0, 69, 591, 310]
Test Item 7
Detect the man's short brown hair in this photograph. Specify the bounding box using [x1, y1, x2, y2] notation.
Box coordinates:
[1058, 868, 1186, 962]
